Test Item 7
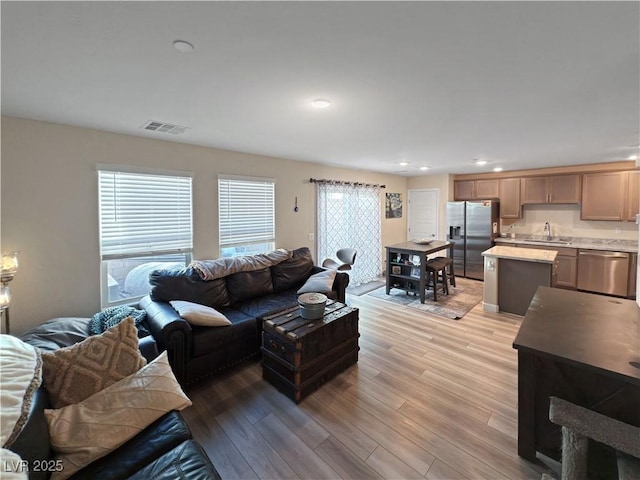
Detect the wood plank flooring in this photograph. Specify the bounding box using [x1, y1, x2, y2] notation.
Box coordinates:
[182, 293, 558, 479]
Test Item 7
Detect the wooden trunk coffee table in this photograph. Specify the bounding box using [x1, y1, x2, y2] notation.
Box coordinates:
[261, 300, 359, 403]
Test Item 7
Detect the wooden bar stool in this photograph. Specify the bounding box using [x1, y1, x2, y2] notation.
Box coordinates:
[426, 257, 453, 301]
[446, 259, 456, 287]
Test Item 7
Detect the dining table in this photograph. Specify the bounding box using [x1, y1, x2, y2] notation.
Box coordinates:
[385, 240, 455, 303]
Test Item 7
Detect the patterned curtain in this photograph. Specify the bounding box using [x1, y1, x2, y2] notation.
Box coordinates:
[317, 182, 382, 286]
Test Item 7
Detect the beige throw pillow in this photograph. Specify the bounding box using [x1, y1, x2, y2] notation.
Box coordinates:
[44, 351, 191, 480]
[41, 317, 146, 408]
[169, 300, 232, 326]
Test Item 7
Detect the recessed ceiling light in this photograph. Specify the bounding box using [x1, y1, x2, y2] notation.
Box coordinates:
[311, 99, 331, 109]
[493, 167, 503, 172]
[628, 155, 638, 160]
[173, 40, 195, 53]
[420, 166, 429, 171]
[399, 161, 409, 166]
[474, 159, 487, 166]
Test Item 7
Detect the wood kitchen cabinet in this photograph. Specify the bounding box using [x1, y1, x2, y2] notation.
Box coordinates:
[521, 174, 581, 204]
[581, 171, 627, 221]
[555, 254, 578, 289]
[626, 170, 639, 222]
[497, 241, 578, 289]
[521, 245, 577, 289]
[454, 181, 475, 200]
[499, 178, 521, 218]
[454, 179, 499, 200]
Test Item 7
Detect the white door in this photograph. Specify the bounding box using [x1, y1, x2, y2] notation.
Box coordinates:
[408, 189, 439, 241]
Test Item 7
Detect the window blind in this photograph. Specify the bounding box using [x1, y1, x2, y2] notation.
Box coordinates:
[218, 175, 275, 247]
[99, 170, 193, 259]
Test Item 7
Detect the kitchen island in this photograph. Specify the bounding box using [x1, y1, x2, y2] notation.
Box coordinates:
[513, 286, 640, 470]
[481, 245, 557, 315]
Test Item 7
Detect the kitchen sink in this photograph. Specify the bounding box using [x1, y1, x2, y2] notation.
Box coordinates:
[526, 239, 572, 245]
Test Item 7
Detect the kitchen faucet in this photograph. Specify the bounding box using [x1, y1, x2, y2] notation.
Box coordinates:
[543, 221, 551, 240]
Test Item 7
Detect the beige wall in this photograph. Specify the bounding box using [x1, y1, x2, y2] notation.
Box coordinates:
[406, 173, 453, 240]
[1, 116, 408, 334]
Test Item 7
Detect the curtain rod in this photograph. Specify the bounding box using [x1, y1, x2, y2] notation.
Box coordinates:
[309, 178, 386, 188]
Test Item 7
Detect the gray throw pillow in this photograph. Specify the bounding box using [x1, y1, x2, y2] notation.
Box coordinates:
[297, 269, 337, 294]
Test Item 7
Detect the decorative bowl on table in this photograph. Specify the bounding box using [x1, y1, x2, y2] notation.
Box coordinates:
[413, 239, 433, 245]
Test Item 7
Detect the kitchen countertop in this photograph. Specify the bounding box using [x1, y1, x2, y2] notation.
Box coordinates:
[482, 245, 558, 263]
[495, 235, 638, 253]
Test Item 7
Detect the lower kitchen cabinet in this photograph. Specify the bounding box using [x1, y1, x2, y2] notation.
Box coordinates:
[495, 241, 577, 289]
[555, 254, 578, 289]
[523, 245, 577, 289]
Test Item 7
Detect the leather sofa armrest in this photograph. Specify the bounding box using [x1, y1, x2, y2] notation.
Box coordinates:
[138, 335, 160, 363]
[69, 411, 192, 480]
[332, 272, 350, 303]
[139, 295, 191, 384]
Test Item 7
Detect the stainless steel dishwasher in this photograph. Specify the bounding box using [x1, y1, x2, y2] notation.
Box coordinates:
[577, 249, 629, 296]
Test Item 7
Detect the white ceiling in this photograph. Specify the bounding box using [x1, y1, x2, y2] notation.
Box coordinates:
[2, 1, 639, 176]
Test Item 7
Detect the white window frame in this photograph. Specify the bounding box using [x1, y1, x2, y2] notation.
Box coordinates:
[98, 165, 193, 307]
[218, 174, 276, 258]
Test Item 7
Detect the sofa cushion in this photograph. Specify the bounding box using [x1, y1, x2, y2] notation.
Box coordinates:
[169, 300, 231, 327]
[45, 352, 191, 480]
[226, 267, 274, 305]
[150, 267, 230, 308]
[20, 317, 91, 353]
[41, 318, 146, 409]
[271, 247, 315, 293]
[190, 310, 256, 359]
[234, 291, 299, 319]
[128, 440, 221, 480]
[0, 335, 42, 449]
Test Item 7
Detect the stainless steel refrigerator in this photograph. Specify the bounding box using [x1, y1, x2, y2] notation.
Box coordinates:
[446, 201, 500, 280]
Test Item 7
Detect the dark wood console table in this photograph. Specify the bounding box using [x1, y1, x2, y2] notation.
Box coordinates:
[385, 240, 454, 303]
[513, 286, 640, 463]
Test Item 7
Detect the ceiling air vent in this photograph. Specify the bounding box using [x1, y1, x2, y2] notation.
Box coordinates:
[141, 120, 189, 135]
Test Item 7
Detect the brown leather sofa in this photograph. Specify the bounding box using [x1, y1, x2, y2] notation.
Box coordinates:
[140, 247, 350, 385]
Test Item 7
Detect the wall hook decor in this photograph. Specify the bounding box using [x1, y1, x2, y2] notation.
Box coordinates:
[294, 196, 299, 212]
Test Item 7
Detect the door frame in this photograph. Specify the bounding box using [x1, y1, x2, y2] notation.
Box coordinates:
[407, 188, 440, 240]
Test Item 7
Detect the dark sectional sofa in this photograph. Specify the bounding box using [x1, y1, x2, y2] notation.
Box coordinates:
[10, 247, 346, 479]
[16, 317, 219, 480]
[141, 247, 349, 385]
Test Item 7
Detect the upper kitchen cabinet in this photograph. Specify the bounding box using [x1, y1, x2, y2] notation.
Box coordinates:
[454, 180, 475, 200]
[499, 178, 521, 218]
[454, 179, 499, 200]
[521, 174, 581, 204]
[626, 170, 639, 222]
[581, 171, 627, 221]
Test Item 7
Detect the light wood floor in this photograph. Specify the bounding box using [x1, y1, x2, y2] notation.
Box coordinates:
[182, 292, 557, 479]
